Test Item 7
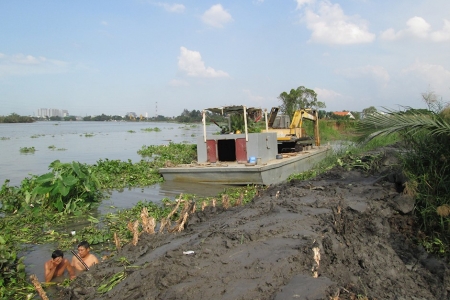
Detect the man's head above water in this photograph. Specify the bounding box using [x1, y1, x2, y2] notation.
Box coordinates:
[77, 241, 91, 258]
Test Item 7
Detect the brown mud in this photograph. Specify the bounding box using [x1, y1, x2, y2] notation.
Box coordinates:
[58, 147, 450, 300]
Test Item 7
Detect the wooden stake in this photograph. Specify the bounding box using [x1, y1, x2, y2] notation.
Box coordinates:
[30, 274, 49, 300]
[114, 232, 121, 250]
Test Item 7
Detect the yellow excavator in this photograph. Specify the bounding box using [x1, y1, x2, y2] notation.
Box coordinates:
[263, 107, 320, 153]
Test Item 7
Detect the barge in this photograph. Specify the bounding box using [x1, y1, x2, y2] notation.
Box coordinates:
[159, 106, 330, 185]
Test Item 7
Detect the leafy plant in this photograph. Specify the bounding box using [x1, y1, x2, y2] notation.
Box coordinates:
[357, 102, 450, 255]
[137, 143, 197, 167]
[141, 127, 161, 132]
[0, 160, 102, 214]
[19, 147, 35, 153]
[0, 235, 32, 299]
[97, 270, 127, 294]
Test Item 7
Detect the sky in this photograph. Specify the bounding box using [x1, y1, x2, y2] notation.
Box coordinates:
[1, 0, 450, 117]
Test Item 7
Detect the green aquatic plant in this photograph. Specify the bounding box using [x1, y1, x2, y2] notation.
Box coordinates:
[19, 146, 35, 153]
[91, 159, 163, 189]
[137, 142, 197, 167]
[127, 130, 135, 133]
[97, 270, 127, 294]
[0, 235, 33, 299]
[141, 127, 161, 132]
[84, 133, 94, 137]
[0, 137, 10, 140]
[48, 145, 56, 150]
[0, 160, 102, 214]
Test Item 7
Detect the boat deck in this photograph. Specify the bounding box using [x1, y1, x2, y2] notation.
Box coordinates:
[159, 145, 330, 185]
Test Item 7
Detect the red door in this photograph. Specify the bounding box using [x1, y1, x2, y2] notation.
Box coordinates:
[235, 138, 247, 163]
[206, 140, 217, 163]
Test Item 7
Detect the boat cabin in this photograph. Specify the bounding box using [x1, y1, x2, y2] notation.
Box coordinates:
[199, 106, 278, 165]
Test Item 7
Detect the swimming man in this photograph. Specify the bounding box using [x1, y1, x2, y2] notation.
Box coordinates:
[44, 250, 76, 282]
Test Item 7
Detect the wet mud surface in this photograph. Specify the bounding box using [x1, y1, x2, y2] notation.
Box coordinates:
[58, 148, 450, 300]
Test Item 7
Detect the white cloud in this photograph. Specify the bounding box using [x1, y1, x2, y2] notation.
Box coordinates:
[295, 0, 315, 10]
[0, 53, 69, 78]
[430, 19, 450, 42]
[381, 17, 450, 42]
[298, 1, 375, 45]
[201, 4, 233, 28]
[315, 87, 342, 100]
[177, 47, 229, 78]
[155, 2, 185, 13]
[336, 65, 390, 86]
[403, 61, 450, 94]
[406, 16, 431, 38]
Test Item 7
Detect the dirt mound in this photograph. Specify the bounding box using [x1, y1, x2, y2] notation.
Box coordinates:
[58, 149, 450, 300]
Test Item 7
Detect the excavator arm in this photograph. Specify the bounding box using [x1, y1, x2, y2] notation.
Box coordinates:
[285, 109, 320, 147]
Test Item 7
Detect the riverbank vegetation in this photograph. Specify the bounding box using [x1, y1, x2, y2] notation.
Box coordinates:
[0, 113, 34, 123]
[356, 94, 450, 256]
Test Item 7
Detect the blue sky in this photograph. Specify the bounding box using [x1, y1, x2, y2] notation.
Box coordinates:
[1, 0, 449, 117]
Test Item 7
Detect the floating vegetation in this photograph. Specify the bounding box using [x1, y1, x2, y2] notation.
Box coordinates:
[84, 133, 94, 137]
[141, 127, 161, 132]
[191, 134, 196, 137]
[57, 148, 67, 151]
[20, 147, 36, 153]
[97, 270, 127, 294]
[0, 142, 262, 297]
[127, 130, 136, 133]
[0, 137, 10, 140]
[48, 145, 56, 150]
[30, 134, 44, 138]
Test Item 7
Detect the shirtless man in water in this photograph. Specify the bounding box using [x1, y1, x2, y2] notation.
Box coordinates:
[71, 241, 99, 271]
[44, 250, 76, 282]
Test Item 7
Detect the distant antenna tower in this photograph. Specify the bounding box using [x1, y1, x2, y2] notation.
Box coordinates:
[155, 102, 158, 117]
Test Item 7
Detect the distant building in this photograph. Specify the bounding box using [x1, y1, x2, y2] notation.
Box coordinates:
[37, 108, 69, 118]
[333, 111, 355, 119]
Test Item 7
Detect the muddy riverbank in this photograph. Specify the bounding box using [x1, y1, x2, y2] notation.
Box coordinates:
[56, 147, 450, 300]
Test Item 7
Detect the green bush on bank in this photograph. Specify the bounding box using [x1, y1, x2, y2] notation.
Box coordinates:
[357, 105, 450, 256]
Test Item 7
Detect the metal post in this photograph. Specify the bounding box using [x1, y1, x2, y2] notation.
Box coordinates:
[264, 109, 268, 131]
[202, 110, 207, 143]
[243, 106, 248, 141]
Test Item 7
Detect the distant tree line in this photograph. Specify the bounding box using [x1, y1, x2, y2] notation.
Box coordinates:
[0, 113, 34, 123]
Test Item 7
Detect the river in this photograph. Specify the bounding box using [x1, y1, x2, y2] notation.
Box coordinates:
[0, 121, 232, 282]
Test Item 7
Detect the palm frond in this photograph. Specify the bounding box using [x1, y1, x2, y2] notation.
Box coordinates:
[357, 108, 450, 144]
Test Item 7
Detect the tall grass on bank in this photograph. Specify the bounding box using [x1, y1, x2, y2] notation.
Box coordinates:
[357, 107, 450, 256]
[288, 134, 399, 181]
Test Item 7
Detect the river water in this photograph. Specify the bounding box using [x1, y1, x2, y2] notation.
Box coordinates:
[0, 121, 232, 282]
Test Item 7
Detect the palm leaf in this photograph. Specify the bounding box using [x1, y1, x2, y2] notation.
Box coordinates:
[357, 108, 450, 143]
